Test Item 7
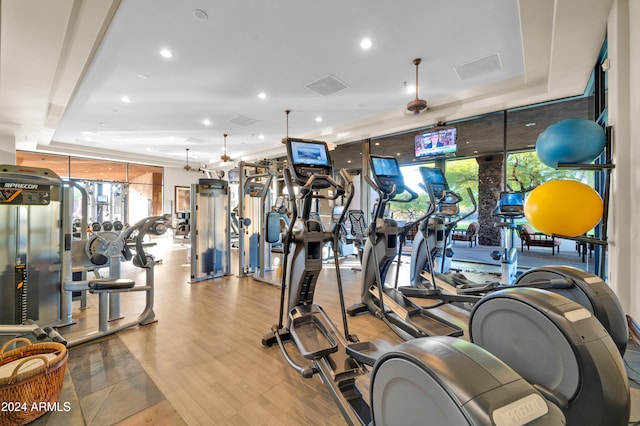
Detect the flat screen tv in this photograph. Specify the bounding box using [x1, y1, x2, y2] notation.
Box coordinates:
[370, 156, 401, 177]
[289, 140, 329, 166]
[414, 127, 457, 158]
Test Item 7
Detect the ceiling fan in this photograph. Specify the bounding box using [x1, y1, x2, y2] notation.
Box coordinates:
[407, 58, 428, 114]
[220, 133, 231, 162]
[184, 148, 192, 171]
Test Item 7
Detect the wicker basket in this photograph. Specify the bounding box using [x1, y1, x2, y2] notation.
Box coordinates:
[0, 337, 68, 426]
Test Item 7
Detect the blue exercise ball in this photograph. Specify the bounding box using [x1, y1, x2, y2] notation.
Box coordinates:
[535, 118, 605, 168]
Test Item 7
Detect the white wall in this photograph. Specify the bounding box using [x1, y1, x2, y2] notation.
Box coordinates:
[162, 166, 204, 215]
[0, 137, 16, 164]
[607, 0, 640, 317]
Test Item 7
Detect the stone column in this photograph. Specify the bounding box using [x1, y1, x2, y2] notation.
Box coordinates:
[476, 154, 503, 246]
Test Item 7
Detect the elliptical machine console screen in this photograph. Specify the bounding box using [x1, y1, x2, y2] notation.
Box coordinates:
[419, 167, 449, 199]
[371, 156, 401, 177]
[289, 140, 329, 166]
[285, 138, 333, 186]
[369, 155, 404, 194]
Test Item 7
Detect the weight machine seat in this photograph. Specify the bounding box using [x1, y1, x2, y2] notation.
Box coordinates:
[89, 278, 135, 292]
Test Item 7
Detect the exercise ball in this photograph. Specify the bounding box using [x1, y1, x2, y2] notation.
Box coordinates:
[536, 119, 605, 168]
[524, 180, 603, 237]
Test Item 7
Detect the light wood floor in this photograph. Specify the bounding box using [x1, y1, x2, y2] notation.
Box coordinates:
[111, 236, 404, 425]
[42, 234, 640, 425]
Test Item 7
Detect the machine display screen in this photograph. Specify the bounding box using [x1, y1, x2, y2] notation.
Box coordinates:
[371, 156, 401, 177]
[499, 192, 524, 213]
[419, 167, 448, 198]
[228, 168, 239, 183]
[290, 140, 329, 166]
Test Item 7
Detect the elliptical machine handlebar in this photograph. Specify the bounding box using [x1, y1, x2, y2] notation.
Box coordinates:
[299, 174, 346, 199]
[364, 174, 418, 204]
[282, 167, 353, 254]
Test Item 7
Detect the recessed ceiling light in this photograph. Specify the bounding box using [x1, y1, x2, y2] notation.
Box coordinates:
[375, 142, 380, 146]
[160, 49, 173, 58]
[258, 92, 267, 99]
[315, 116, 323, 123]
[360, 38, 372, 50]
[347, 160, 352, 164]
[259, 134, 265, 139]
[120, 95, 131, 103]
[525, 122, 537, 127]
[192, 9, 208, 21]
[137, 73, 149, 80]
[396, 153, 401, 156]
[169, 136, 175, 141]
[203, 119, 212, 126]
[405, 84, 415, 94]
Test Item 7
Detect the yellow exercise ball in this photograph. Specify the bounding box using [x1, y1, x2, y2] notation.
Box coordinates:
[524, 180, 603, 237]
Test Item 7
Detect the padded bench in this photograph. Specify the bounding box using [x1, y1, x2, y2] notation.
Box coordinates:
[88, 278, 135, 292]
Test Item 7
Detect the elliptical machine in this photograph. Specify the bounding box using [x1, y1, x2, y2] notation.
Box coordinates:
[347, 155, 464, 339]
[346, 154, 629, 425]
[262, 140, 565, 425]
[410, 167, 628, 356]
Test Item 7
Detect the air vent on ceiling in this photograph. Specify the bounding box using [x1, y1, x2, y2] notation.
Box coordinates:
[454, 52, 503, 81]
[229, 115, 258, 126]
[184, 137, 208, 144]
[306, 74, 349, 96]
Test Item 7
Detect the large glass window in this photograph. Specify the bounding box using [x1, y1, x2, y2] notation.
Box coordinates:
[16, 152, 69, 177]
[506, 151, 594, 192]
[70, 157, 127, 181]
[16, 151, 164, 225]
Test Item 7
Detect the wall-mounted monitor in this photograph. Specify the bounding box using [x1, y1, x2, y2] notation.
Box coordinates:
[289, 140, 329, 166]
[414, 128, 457, 158]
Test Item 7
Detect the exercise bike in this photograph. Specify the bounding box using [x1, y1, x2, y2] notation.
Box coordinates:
[346, 154, 629, 425]
[262, 139, 566, 425]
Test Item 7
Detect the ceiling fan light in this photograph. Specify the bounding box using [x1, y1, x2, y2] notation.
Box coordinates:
[407, 98, 427, 114]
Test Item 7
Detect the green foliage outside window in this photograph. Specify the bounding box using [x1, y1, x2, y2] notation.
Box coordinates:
[388, 151, 595, 222]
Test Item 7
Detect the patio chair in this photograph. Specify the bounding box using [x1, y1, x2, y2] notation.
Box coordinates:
[518, 223, 561, 255]
[451, 221, 479, 247]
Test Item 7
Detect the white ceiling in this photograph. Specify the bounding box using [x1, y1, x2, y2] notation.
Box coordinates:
[0, 0, 612, 169]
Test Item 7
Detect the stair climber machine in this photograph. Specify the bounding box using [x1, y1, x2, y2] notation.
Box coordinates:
[411, 166, 629, 357]
[260, 140, 574, 425]
[344, 156, 629, 425]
